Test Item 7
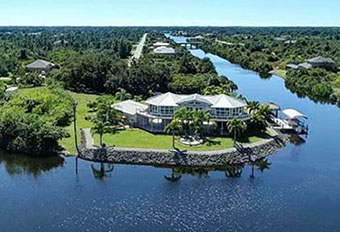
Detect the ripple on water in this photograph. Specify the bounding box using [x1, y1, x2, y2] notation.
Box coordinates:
[44, 169, 340, 232]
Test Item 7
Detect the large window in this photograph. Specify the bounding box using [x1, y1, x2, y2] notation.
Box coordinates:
[149, 105, 158, 113]
[160, 106, 174, 115]
[232, 108, 242, 116]
[215, 108, 230, 117]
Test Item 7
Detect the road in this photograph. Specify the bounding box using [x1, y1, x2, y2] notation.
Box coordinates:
[128, 33, 147, 66]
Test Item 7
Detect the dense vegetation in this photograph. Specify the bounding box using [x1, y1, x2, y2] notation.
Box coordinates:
[285, 68, 337, 103]
[0, 87, 73, 155]
[4, 26, 339, 155]
[190, 27, 340, 104]
[0, 27, 139, 87]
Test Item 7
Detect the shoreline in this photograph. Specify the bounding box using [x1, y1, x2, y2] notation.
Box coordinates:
[78, 128, 288, 167]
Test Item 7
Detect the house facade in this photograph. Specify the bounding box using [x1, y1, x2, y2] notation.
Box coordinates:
[114, 92, 250, 134]
[286, 56, 335, 71]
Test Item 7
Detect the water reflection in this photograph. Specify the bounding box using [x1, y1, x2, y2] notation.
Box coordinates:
[90, 162, 114, 180]
[225, 166, 243, 178]
[0, 151, 64, 177]
[289, 134, 306, 145]
[164, 168, 182, 182]
[164, 158, 272, 181]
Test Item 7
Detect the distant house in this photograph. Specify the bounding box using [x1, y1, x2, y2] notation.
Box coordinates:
[26, 59, 55, 72]
[153, 46, 176, 56]
[286, 56, 335, 71]
[153, 42, 170, 48]
[53, 40, 68, 46]
[192, 35, 204, 40]
[5, 86, 19, 93]
[284, 40, 297, 45]
[297, 62, 313, 70]
[286, 64, 299, 70]
[307, 56, 335, 69]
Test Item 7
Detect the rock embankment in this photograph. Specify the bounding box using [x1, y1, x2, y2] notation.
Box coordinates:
[78, 129, 287, 167]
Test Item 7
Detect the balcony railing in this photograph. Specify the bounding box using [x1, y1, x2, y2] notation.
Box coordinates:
[138, 110, 250, 121]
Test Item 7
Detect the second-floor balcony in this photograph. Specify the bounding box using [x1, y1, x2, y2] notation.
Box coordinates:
[138, 109, 250, 122]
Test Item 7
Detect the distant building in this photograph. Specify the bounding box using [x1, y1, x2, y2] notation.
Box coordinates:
[284, 40, 297, 45]
[307, 56, 335, 69]
[297, 62, 313, 70]
[192, 35, 204, 40]
[5, 86, 19, 93]
[114, 92, 250, 134]
[53, 40, 68, 45]
[153, 42, 170, 48]
[286, 56, 335, 71]
[286, 64, 299, 70]
[153, 46, 176, 56]
[26, 59, 55, 72]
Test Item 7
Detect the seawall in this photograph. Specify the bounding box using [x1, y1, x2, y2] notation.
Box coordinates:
[78, 129, 287, 167]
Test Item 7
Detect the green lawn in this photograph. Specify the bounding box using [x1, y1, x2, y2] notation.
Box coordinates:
[273, 68, 287, 79]
[94, 128, 265, 152]
[18, 87, 266, 153]
[59, 91, 99, 153]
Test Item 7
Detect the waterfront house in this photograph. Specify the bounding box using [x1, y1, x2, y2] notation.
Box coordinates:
[153, 46, 176, 56]
[287, 56, 335, 71]
[114, 92, 250, 134]
[26, 59, 55, 72]
[113, 100, 147, 125]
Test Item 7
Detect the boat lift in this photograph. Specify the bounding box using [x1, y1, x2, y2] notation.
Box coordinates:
[272, 108, 308, 134]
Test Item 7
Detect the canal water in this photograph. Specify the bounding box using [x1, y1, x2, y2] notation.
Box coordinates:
[1, 36, 340, 232]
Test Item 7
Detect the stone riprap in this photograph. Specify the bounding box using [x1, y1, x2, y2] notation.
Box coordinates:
[78, 129, 287, 167]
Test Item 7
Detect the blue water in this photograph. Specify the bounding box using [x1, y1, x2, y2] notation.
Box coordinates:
[1, 36, 340, 232]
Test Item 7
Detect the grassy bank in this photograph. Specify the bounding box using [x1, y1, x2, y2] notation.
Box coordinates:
[93, 128, 265, 152]
[19, 87, 266, 154]
[19, 87, 99, 154]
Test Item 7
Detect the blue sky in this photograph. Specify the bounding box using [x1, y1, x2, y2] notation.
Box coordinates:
[0, 0, 339, 26]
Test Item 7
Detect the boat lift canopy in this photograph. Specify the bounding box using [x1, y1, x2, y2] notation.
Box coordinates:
[282, 109, 307, 119]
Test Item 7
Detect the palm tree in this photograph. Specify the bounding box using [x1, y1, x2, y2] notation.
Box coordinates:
[246, 101, 260, 114]
[203, 85, 230, 95]
[115, 88, 131, 101]
[257, 104, 272, 119]
[174, 108, 192, 136]
[165, 119, 183, 149]
[192, 110, 204, 136]
[250, 112, 267, 131]
[227, 119, 247, 144]
[92, 119, 111, 146]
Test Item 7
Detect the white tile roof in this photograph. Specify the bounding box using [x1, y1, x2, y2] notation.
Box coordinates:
[298, 62, 312, 69]
[145, 92, 182, 107]
[153, 42, 170, 47]
[145, 92, 246, 108]
[26, 59, 54, 69]
[5, 87, 19, 93]
[307, 56, 335, 64]
[113, 100, 147, 115]
[153, 46, 176, 54]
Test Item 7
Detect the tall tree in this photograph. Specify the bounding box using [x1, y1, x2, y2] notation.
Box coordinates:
[227, 119, 247, 144]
